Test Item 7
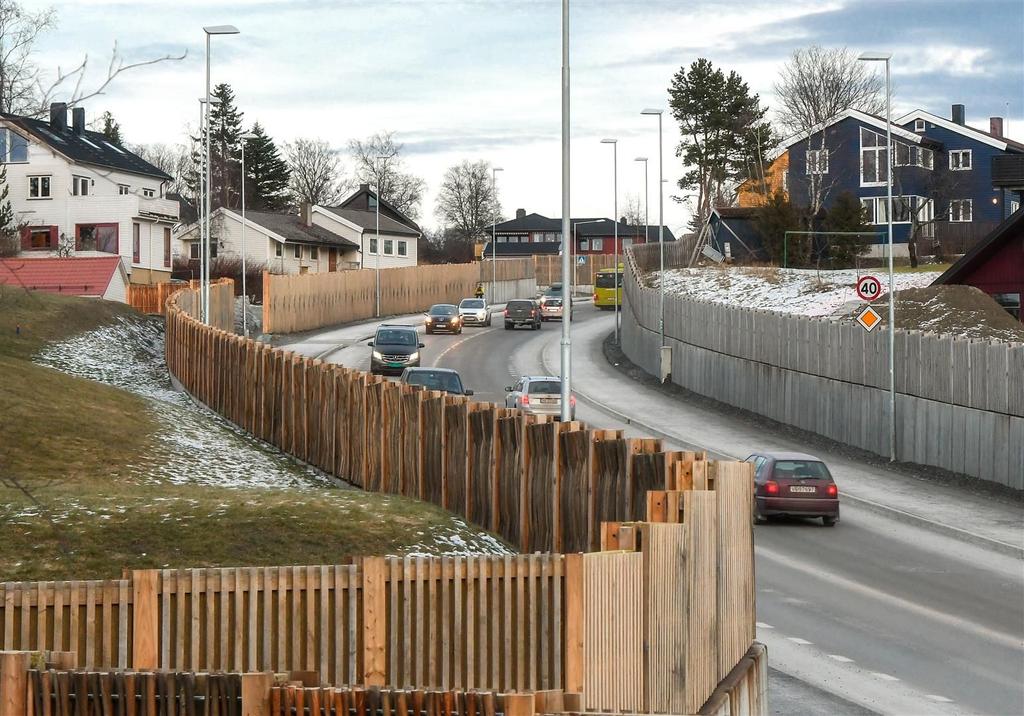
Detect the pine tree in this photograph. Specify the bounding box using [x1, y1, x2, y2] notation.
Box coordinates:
[243, 123, 291, 211]
[209, 83, 244, 209]
[0, 162, 16, 256]
[101, 111, 123, 144]
[823, 191, 872, 268]
[754, 192, 805, 266]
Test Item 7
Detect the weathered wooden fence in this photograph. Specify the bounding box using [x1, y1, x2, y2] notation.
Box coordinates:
[262, 260, 534, 334]
[624, 243, 1024, 488]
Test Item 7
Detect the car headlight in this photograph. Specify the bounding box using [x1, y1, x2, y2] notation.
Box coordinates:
[425, 316, 433, 322]
[372, 351, 383, 360]
[477, 310, 486, 318]
[408, 351, 419, 361]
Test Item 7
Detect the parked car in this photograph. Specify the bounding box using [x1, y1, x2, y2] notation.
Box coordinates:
[540, 296, 571, 321]
[367, 325, 424, 375]
[504, 299, 542, 330]
[745, 451, 839, 526]
[400, 367, 473, 396]
[425, 304, 462, 334]
[505, 375, 575, 419]
[458, 297, 492, 326]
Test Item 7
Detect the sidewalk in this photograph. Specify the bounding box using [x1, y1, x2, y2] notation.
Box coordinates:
[539, 314, 1024, 554]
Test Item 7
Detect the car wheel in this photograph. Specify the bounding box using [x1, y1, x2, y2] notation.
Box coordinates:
[458, 328, 463, 334]
[752, 499, 767, 525]
[505, 322, 512, 330]
[822, 516, 837, 527]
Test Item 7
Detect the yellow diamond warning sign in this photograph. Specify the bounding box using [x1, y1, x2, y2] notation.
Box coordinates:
[856, 305, 882, 332]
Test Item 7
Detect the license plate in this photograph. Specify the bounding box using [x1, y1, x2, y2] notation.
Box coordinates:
[541, 398, 557, 404]
[387, 362, 404, 368]
[789, 486, 816, 493]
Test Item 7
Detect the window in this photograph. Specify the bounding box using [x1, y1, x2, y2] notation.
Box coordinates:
[923, 148, 934, 169]
[591, 238, 603, 251]
[28, 175, 51, 198]
[310, 246, 319, 260]
[275, 242, 283, 257]
[76, 223, 118, 253]
[142, 188, 155, 198]
[622, 238, 634, 248]
[397, 240, 408, 257]
[190, 242, 200, 259]
[914, 119, 926, 132]
[861, 195, 928, 225]
[368, 194, 378, 210]
[0, 129, 28, 162]
[1011, 199, 1021, 214]
[210, 241, 217, 258]
[579, 239, 589, 251]
[72, 176, 90, 196]
[949, 150, 972, 171]
[132, 223, 141, 263]
[293, 244, 302, 259]
[119, 184, 130, 195]
[806, 149, 828, 174]
[860, 127, 888, 186]
[992, 293, 1021, 320]
[368, 237, 378, 254]
[163, 228, 171, 267]
[21, 226, 57, 251]
[383, 238, 394, 255]
[950, 199, 973, 222]
[894, 143, 910, 167]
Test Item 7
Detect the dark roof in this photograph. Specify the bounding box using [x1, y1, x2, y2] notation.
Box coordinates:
[493, 213, 676, 242]
[322, 206, 420, 238]
[492, 212, 563, 233]
[483, 241, 561, 257]
[243, 210, 359, 249]
[338, 185, 422, 232]
[906, 110, 1024, 152]
[3, 115, 172, 181]
[933, 207, 1024, 285]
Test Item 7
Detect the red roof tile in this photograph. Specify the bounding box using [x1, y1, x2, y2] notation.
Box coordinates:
[0, 256, 122, 296]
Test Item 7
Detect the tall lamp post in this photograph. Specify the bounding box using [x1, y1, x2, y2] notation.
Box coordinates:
[491, 167, 504, 301]
[559, 0, 571, 421]
[197, 97, 220, 322]
[202, 24, 239, 325]
[858, 50, 896, 463]
[641, 108, 665, 347]
[600, 139, 619, 343]
[373, 154, 389, 318]
[239, 131, 257, 337]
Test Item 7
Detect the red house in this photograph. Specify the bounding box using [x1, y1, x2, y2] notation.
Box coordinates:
[933, 208, 1024, 321]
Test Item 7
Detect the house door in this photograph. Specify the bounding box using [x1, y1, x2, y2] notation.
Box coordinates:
[329, 248, 337, 271]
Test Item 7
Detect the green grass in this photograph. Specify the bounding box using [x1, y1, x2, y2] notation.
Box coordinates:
[0, 287, 507, 581]
[893, 262, 952, 274]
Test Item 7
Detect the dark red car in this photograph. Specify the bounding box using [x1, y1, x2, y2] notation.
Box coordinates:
[745, 451, 839, 526]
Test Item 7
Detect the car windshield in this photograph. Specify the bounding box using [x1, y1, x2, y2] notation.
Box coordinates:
[528, 380, 562, 395]
[596, 273, 621, 288]
[429, 305, 458, 316]
[545, 285, 563, 296]
[508, 300, 534, 310]
[460, 299, 485, 309]
[772, 460, 831, 479]
[404, 370, 463, 393]
[375, 329, 417, 346]
[544, 298, 562, 306]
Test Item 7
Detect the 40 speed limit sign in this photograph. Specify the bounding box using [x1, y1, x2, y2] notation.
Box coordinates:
[856, 275, 883, 302]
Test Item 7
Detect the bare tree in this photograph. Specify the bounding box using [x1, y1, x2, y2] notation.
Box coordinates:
[283, 138, 349, 207]
[0, 0, 185, 117]
[434, 159, 502, 243]
[774, 46, 886, 215]
[349, 131, 426, 220]
[130, 142, 189, 195]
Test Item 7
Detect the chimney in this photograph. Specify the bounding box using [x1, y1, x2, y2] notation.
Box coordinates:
[49, 102, 68, 133]
[951, 104, 966, 126]
[72, 107, 85, 135]
[990, 117, 1004, 138]
[619, 215, 628, 225]
[515, 208, 526, 219]
[360, 183, 370, 192]
[300, 201, 312, 227]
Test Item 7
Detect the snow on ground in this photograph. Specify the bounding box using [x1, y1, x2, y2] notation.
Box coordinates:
[650, 267, 941, 317]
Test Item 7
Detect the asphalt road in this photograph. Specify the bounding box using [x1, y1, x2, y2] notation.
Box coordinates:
[314, 303, 1024, 716]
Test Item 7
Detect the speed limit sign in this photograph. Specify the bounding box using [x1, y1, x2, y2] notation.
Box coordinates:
[856, 275, 883, 302]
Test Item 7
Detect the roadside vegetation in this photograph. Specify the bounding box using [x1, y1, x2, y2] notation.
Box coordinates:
[0, 287, 507, 581]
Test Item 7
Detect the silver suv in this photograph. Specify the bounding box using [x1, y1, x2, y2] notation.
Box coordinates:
[504, 375, 575, 419]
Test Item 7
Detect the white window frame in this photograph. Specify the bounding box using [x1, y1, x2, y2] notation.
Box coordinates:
[28, 175, 51, 199]
[118, 184, 130, 195]
[591, 238, 603, 251]
[859, 127, 888, 187]
[950, 199, 973, 222]
[806, 148, 828, 174]
[861, 195, 924, 225]
[1010, 199, 1021, 214]
[914, 119, 926, 132]
[190, 242, 200, 259]
[368, 237, 378, 254]
[142, 188, 156, 198]
[383, 238, 394, 255]
[310, 246, 319, 261]
[293, 244, 302, 259]
[72, 175, 90, 196]
[0, 128, 29, 163]
[397, 240, 408, 257]
[949, 150, 972, 171]
[275, 242, 282, 258]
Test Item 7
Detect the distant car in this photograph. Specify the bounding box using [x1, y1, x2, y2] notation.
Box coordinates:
[745, 451, 839, 526]
[504, 299, 542, 330]
[458, 298, 492, 326]
[367, 325, 424, 376]
[505, 375, 575, 419]
[540, 296, 571, 322]
[400, 367, 473, 396]
[425, 304, 462, 334]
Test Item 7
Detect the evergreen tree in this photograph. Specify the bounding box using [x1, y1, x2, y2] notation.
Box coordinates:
[243, 123, 291, 211]
[208, 83, 244, 209]
[0, 162, 17, 256]
[101, 111, 123, 144]
[754, 192, 805, 266]
[823, 191, 873, 268]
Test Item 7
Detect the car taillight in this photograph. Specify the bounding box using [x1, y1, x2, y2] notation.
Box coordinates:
[764, 481, 779, 495]
[504, 309, 508, 316]
[593, 293, 598, 301]
[827, 484, 838, 497]
[521, 395, 530, 406]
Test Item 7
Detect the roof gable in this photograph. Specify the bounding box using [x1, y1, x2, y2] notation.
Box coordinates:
[895, 110, 1024, 153]
[776, 108, 927, 156]
[338, 185, 422, 232]
[933, 208, 1024, 285]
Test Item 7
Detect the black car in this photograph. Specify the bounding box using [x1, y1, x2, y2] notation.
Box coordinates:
[399, 367, 473, 396]
[425, 304, 462, 334]
[367, 325, 424, 375]
[504, 299, 541, 330]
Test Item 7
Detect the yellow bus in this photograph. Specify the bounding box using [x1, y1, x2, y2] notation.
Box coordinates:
[593, 265, 623, 310]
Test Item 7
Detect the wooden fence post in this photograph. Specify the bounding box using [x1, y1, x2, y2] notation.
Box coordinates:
[131, 570, 160, 669]
[241, 672, 273, 716]
[361, 558, 387, 686]
[564, 554, 584, 694]
[504, 693, 535, 716]
[0, 651, 29, 716]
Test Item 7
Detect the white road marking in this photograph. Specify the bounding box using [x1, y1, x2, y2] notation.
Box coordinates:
[786, 637, 813, 645]
[755, 622, 774, 629]
[926, 695, 954, 703]
[828, 654, 854, 663]
[871, 672, 900, 682]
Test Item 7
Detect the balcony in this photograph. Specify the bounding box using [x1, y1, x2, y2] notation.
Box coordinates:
[138, 196, 180, 220]
[991, 155, 1024, 188]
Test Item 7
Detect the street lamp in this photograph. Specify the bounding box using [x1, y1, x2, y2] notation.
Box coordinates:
[641, 108, 665, 347]
[559, 0, 571, 421]
[197, 97, 221, 322]
[600, 139, 619, 343]
[373, 154, 389, 318]
[858, 50, 896, 463]
[491, 167, 504, 301]
[203, 24, 239, 326]
[239, 131, 258, 338]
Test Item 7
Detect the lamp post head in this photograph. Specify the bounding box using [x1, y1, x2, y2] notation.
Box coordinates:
[493, 167, 504, 173]
[857, 51, 892, 62]
[204, 25, 240, 35]
[641, 108, 663, 116]
[240, 133, 258, 141]
[600, 138, 617, 144]
[634, 156, 647, 163]
[199, 97, 222, 104]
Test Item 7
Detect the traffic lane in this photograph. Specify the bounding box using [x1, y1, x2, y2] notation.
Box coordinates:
[434, 304, 1024, 713]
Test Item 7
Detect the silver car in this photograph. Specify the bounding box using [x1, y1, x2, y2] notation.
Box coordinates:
[458, 297, 492, 326]
[504, 375, 576, 420]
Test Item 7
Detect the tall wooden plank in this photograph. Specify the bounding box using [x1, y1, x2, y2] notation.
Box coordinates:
[362, 558, 387, 686]
[131, 571, 160, 669]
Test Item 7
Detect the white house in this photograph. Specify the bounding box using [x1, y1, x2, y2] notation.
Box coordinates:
[317, 184, 421, 269]
[3, 103, 179, 284]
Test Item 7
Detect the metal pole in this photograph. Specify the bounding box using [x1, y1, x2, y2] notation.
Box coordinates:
[375, 180, 381, 317]
[204, 32, 211, 325]
[492, 169, 497, 296]
[197, 101, 205, 306]
[241, 139, 247, 337]
[602, 139, 619, 343]
[559, 0, 571, 421]
[657, 113, 665, 346]
[885, 58, 895, 462]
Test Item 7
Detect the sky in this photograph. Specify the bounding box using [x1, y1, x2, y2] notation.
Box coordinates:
[25, 0, 1024, 234]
